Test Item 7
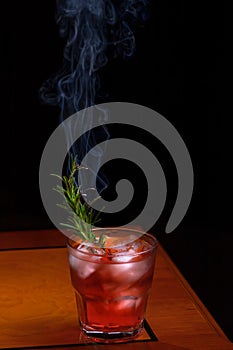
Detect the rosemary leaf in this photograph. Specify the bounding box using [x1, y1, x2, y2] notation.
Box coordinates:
[51, 158, 104, 246]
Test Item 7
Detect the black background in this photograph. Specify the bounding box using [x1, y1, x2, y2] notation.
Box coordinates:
[1, 0, 233, 341]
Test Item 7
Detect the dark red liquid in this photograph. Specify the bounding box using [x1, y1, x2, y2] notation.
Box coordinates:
[67, 231, 157, 340]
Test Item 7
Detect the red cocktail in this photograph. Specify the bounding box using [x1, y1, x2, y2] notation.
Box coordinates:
[67, 228, 157, 343]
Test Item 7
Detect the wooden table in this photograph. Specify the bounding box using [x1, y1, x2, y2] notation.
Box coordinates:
[0, 229, 233, 350]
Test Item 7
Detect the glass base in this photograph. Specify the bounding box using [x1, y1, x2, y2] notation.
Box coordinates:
[80, 322, 144, 343]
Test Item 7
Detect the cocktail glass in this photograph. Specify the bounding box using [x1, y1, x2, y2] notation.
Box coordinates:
[67, 227, 158, 343]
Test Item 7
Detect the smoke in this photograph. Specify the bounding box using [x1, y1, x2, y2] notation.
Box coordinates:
[39, 0, 149, 194]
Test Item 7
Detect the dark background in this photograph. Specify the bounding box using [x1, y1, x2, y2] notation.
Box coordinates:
[1, 0, 232, 341]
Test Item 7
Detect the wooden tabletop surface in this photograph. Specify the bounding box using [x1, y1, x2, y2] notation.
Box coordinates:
[0, 229, 233, 350]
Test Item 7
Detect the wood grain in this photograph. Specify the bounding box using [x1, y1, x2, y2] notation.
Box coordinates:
[0, 247, 78, 348]
[0, 229, 233, 350]
[147, 246, 233, 350]
[0, 246, 151, 348]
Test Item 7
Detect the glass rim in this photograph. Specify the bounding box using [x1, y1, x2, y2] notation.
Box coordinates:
[67, 227, 158, 259]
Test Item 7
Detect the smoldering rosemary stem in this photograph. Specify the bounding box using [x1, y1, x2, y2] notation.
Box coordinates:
[51, 159, 105, 247]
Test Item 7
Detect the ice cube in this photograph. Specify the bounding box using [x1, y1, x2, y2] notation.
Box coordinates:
[77, 241, 105, 256]
[111, 255, 133, 263]
[69, 254, 97, 279]
[78, 263, 96, 279]
[112, 295, 137, 311]
[68, 254, 78, 269]
[98, 261, 149, 296]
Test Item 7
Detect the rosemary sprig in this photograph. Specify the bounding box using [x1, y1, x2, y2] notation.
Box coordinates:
[51, 158, 104, 246]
